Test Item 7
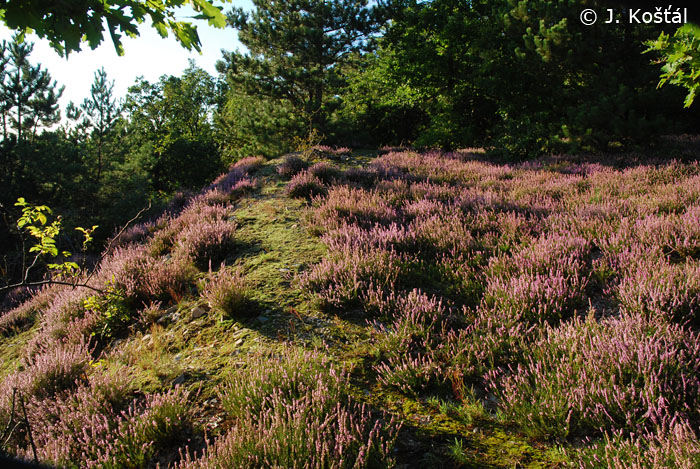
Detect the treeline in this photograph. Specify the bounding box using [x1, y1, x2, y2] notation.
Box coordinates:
[219, 0, 700, 158]
[1, 0, 699, 290]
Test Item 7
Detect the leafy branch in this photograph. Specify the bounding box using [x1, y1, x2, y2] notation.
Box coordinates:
[646, 24, 700, 108]
[1, 198, 150, 295]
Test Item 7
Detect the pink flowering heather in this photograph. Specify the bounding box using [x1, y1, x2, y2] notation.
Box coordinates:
[312, 185, 399, 231]
[482, 234, 591, 324]
[321, 222, 417, 255]
[173, 219, 238, 270]
[299, 248, 404, 310]
[96, 244, 153, 301]
[182, 348, 399, 469]
[96, 244, 197, 305]
[487, 314, 700, 439]
[111, 220, 155, 248]
[22, 380, 191, 468]
[342, 167, 379, 188]
[633, 206, 700, 259]
[219, 347, 347, 420]
[615, 255, 700, 325]
[142, 254, 198, 303]
[370, 290, 449, 394]
[442, 312, 536, 385]
[0, 286, 55, 336]
[195, 187, 233, 206]
[578, 419, 700, 469]
[0, 339, 92, 403]
[286, 169, 328, 199]
[277, 154, 310, 178]
[175, 199, 232, 227]
[207, 167, 256, 194]
[308, 161, 343, 185]
[179, 390, 398, 469]
[202, 267, 250, 318]
[313, 144, 333, 152]
[312, 145, 351, 156]
[233, 155, 265, 172]
[18, 369, 134, 464]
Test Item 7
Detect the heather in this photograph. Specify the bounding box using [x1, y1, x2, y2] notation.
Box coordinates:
[179, 348, 400, 468]
[487, 314, 700, 439]
[7, 0, 700, 465]
[201, 267, 250, 319]
[296, 150, 700, 465]
[3, 150, 700, 467]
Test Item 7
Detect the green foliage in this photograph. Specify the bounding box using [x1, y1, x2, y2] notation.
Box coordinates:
[1, 36, 64, 142]
[15, 197, 60, 257]
[218, 0, 381, 133]
[67, 68, 122, 183]
[373, 0, 691, 156]
[0, 0, 230, 56]
[215, 86, 303, 160]
[647, 24, 700, 108]
[85, 287, 132, 341]
[13, 197, 97, 279]
[124, 63, 223, 191]
[333, 49, 426, 147]
[377, 0, 500, 150]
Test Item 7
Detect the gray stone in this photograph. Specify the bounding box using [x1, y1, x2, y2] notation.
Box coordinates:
[172, 373, 186, 386]
[191, 306, 207, 320]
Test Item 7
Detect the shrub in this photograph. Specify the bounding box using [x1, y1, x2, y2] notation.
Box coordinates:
[442, 308, 535, 384]
[312, 186, 398, 230]
[20, 370, 133, 464]
[616, 256, 700, 325]
[577, 420, 700, 469]
[321, 222, 416, 255]
[97, 245, 153, 302]
[219, 347, 347, 420]
[5, 340, 93, 400]
[277, 155, 309, 178]
[25, 383, 191, 468]
[202, 268, 251, 318]
[375, 353, 440, 397]
[233, 155, 266, 173]
[308, 161, 343, 185]
[179, 390, 398, 469]
[487, 314, 700, 440]
[0, 287, 53, 336]
[482, 234, 591, 324]
[84, 287, 134, 342]
[285, 170, 327, 199]
[173, 219, 238, 270]
[369, 290, 448, 395]
[204, 156, 262, 196]
[343, 167, 378, 188]
[300, 248, 404, 310]
[182, 348, 399, 469]
[143, 255, 198, 303]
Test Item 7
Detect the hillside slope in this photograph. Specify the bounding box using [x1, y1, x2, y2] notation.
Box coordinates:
[2, 149, 700, 467]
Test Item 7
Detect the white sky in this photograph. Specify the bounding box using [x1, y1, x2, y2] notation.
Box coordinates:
[0, 0, 253, 110]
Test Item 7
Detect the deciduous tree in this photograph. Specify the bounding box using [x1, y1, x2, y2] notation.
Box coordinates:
[0, 0, 230, 56]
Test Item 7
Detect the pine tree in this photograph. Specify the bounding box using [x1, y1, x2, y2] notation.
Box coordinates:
[218, 0, 381, 132]
[1, 35, 63, 143]
[70, 68, 122, 182]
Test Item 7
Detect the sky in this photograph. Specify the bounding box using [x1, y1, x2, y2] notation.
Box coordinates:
[0, 0, 253, 110]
